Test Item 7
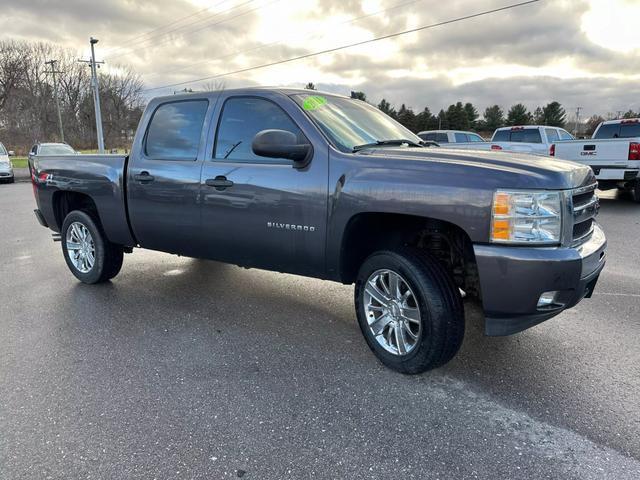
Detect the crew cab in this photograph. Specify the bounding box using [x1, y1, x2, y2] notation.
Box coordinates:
[551, 118, 640, 201]
[30, 88, 606, 373]
[417, 130, 485, 144]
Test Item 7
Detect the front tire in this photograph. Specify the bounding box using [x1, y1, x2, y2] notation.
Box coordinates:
[61, 210, 124, 284]
[355, 249, 464, 374]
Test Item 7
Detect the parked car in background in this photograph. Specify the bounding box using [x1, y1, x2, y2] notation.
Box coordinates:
[417, 130, 485, 144]
[551, 118, 640, 201]
[28, 142, 77, 162]
[490, 125, 574, 154]
[0, 142, 15, 184]
[438, 125, 574, 155]
[30, 87, 606, 374]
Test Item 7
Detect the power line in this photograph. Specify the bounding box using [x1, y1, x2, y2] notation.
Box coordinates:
[106, 0, 232, 52]
[144, 0, 427, 80]
[144, 0, 542, 93]
[106, 0, 270, 62]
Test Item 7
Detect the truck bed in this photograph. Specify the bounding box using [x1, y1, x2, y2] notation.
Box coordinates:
[31, 154, 135, 246]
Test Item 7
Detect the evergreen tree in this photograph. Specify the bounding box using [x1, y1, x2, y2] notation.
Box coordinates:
[396, 104, 417, 132]
[350, 91, 367, 101]
[377, 98, 397, 118]
[437, 109, 449, 130]
[622, 109, 639, 119]
[415, 107, 435, 132]
[533, 107, 544, 124]
[483, 105, 505, 131]
[506, 103, 533, 126]
[464, 102, 479, 129]
[446, 102, 470, 130]
[304, 82, 316, 90]
[541, 101, 566, 127]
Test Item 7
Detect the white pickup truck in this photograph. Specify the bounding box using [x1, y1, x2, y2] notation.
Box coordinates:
[436, 125, 574, 155]
[551, 118, 640, 201]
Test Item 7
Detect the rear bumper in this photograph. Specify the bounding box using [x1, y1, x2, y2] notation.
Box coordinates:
[592, 167, 639, 181]
[474, 223, 606, 336]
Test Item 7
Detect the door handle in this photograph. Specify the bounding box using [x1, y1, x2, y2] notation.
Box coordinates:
[205, 176, 234, 190]
[134, 171, 155, 183]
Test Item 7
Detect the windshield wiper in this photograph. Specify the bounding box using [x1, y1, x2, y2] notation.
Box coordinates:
[352, 139, 424, 152]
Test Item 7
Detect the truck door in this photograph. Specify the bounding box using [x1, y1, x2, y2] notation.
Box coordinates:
[127, 98, 211, 256]
[199, 93, 328, 277]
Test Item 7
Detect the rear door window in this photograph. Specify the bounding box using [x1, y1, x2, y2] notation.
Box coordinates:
[454, 133, 468, 143]
[545, 129, 560, 143]
[558, 130, 574, 140]
[145, 100, 209, 160]
[469, 134, 484, 142]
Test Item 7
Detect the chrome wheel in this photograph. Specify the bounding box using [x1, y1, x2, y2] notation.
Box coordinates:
[363, 269, 422, 356]
[66, 222, 95, 273]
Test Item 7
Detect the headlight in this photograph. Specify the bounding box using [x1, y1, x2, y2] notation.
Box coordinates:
[491, 190, 562, 244]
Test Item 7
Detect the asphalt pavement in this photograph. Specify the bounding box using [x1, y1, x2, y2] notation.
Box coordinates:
[1, 182, 639, 479]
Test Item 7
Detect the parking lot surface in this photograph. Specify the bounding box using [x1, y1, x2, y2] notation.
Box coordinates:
[1, 182, 639, 479]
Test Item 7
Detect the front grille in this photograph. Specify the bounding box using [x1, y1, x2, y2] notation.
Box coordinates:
[571, 183, 598, 245]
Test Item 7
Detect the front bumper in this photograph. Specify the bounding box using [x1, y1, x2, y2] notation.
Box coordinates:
[474, 223, 606, 336]
[0, 169, 13, 180]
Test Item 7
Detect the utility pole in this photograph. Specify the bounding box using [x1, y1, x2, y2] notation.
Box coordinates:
[574, 106, 582, 137]
[44, 60, 64, 142]
[79, 37, 105, 153]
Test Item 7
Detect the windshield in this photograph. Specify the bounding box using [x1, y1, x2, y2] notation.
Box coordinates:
[39, 144, 76, 155]
[0, 143, 6, 155]
[292, 94, 422, 152]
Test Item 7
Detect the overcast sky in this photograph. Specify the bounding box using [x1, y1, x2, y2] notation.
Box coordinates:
[2, 0, 639, 118]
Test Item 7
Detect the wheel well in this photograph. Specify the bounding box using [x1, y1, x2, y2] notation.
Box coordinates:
[52, 191, 99, 231]
[339, 213, 480, 298]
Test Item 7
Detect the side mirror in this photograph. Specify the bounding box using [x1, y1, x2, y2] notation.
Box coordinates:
[8, 151, 15, 157]
[252, 129, 312, 167]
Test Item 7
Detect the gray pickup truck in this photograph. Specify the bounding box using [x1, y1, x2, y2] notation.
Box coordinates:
[30, 87, 606, 373]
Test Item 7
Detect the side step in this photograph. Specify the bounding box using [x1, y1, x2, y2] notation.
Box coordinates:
[52, 233, 61, 242]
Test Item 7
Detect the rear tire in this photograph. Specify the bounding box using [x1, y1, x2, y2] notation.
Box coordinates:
[631, 179, 640, 203]
[61, 210, 124, 284]
[354, 248, 464, 374]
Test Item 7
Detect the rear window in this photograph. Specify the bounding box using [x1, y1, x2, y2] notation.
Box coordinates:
[39, 144, 76, 155]
[593, 123, 619, 139]
[436, 133, 449, 143]
[145, 100, 209, 160]
[493, 128, 542, 143]
[418, 132, 436, 142]
[620, 123, 640, 138]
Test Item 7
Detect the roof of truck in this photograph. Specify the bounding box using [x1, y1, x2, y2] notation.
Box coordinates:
[154, 87, 349, 102]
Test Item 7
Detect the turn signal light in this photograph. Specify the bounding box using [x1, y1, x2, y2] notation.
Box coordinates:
[549, 144, 555, 156]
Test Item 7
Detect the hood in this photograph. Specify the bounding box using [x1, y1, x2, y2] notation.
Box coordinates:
[356, 146, 595, 190]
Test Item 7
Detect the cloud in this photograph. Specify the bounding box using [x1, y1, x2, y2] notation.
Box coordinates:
[0, 0, 638, 117]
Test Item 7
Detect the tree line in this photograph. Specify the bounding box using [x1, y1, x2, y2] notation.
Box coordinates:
[0, 40, 144, 154]
[305, 83, 639, 137]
